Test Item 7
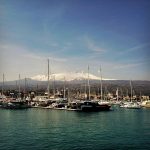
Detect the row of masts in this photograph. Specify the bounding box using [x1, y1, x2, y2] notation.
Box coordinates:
[1, 73, 28, 99]
[1, 60, 139, 101]
[47, 59, 103, 101]
[47, 59, 66, 99]
[46, 59, 136, 101]
[87, 65, 103, 100]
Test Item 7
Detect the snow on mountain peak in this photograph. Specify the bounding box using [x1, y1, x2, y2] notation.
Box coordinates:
[30, 72, 113, 81]
[31, 72, 99, 81]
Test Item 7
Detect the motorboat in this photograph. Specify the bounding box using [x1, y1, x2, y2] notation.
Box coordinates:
[67, 100, 111, 112]
[120, 102, 141, 109]
[2, 100, 30, 109]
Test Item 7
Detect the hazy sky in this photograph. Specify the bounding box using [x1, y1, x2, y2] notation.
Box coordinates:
[1, 0, 150, 81]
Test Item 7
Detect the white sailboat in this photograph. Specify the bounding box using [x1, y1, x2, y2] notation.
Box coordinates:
[98, 66, 110, 105]
[120, 80, 141, 109]
[66, 65, 111, 111]
[141, 100, 150, 108]
[113, 88, 121, 105]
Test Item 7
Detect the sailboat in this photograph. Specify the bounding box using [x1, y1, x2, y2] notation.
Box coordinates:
[98, 66, 110, 105]
[72, 65, 111, 112]
[113, 88, 122, 105]
[37, 59, 52, 107]
[2, 74, 30, 109]
[50, 76, 68, 110]
[43, 59, 68, 109]
[120, 80, 141, 109]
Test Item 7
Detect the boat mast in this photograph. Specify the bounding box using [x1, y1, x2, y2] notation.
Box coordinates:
[130, 80, 132, 102]
[116, 88, 119, 101]
[99, 66, 103, 100]
[67, 87, 70, 104]
[53, 75, 56, 97]
[2, 73, 4, 99]
[36, 83, 39, 96]
[140, 91, 142, 102]
[18, 74, 21, 99]
[84, 83, 86, 100]
[24, 77, 27, 96]
[48, 59, 50, 98]
[64, 77, 66, 99]
[87, 65, 90, 100]
[84, 71, 87, 99]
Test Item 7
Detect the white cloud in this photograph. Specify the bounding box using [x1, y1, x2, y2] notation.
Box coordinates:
[0, 43, 67, 81]
[113, 60, 148, 70]
[84, 36, 106, 53]
[0, 41, 149, 81]
[119, 43, 150, 55]
[113, 63, 140, 69]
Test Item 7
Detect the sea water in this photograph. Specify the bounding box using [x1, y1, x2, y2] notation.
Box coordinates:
[0, 106, 150, 150]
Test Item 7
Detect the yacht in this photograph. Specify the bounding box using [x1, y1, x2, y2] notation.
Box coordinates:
[2, 100, 30, 109]
[120, 102, 141, 109]
[141, 100, 150, 108]
[120, 81, 141, 109]
[67, 100, 111, 112]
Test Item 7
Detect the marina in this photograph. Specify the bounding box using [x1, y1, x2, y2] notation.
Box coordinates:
[1, 0, 150, 149]
[1, 59, 149, 111]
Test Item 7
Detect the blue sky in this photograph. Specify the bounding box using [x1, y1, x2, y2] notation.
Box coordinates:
[0, 0, 150, 81]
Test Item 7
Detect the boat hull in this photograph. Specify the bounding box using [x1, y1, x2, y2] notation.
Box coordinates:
[68, 101, 111, 112]
[1, 101, 30, 109]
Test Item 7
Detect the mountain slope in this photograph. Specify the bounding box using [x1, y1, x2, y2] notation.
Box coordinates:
[30, 72, 113, 81]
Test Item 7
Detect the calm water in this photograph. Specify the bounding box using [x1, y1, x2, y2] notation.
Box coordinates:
[0, 106, 150, 150]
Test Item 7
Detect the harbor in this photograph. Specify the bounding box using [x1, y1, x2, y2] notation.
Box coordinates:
[1, 0, 150, 149]
[0, 75, 150, 111]
[1, 59, 149, 111]
[1, 65, 149, 150]
[0, 86, 150, 111]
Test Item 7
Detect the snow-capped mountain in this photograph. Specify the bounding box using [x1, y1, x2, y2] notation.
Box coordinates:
[30, 72, 112, 81]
